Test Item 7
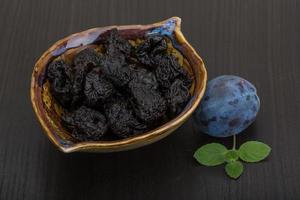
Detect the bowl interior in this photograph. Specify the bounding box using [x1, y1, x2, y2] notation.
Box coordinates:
[31, 17, 207, 152]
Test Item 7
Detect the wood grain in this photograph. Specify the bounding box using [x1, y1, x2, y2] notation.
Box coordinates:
[0, 0, 299, 199]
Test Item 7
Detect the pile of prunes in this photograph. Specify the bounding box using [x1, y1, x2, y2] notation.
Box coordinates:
[46, 29, 192, 141]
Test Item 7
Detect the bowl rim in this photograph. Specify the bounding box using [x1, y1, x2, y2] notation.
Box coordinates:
[30, 16, 207, 153]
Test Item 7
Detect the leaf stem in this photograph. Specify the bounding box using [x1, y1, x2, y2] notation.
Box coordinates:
[233, 134, 236, 150]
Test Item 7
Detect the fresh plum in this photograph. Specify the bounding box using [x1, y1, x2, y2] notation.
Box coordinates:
[193, 75, 260, 137]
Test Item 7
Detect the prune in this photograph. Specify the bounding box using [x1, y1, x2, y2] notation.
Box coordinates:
[70, 66, 86, 107]
[47, 60, 72, 81]
[135, 35, 191, 89]
[193, 75, 260, 137]
[46, 29, 193, 141]
[155, 54, 192, 90]
[101, 56, 133, 87]
[84, 68, 114, 107]
[73, 48, 101, 68]
[165, 79, 190, 116]
[179, 71, 193, 89]
[130, 66, 158, 89]
[47, 60, 73, 107]
[51, 78, 73, 107]
[99, 30, 135, 87]
[104, 28, 132, 57]
[129, 80, 166, 123]
[154, 55, 180, 88]
[104, 99, 147, 138]
[62, 106, 107, 141]
[171, 63, 192, 88]
[135, 35, 167, 67]
[71, 49, 102, 107]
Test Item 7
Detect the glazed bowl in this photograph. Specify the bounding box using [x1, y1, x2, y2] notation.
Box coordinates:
[30, 17, 207, 153]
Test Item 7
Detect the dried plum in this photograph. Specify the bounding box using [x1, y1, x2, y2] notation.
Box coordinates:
[135, 35, 167, 67]
[73, 48, 101, 68]
[129, 80, 166, 123]
[50, 78, 73, 107]
[99, 30, 134, 87]
[137, 34, 192, 90]
[62, 106, 107, 141]
[165, 79, 190, 116]
[104, 28, 132, 57]
[130, 66, 158, 89]
[47, 60, 72, 81]
[46, 29, 193, 141]
[101, 55, 132, 87]
[104, 99, 147, 138]
[154, 54, 192, 90]
[47, 60, 73, 107]
[164, 56, 192, 88]
[179, 71, 193, 89]
[84, 68, 114, 107]
[70, 66, 86, 107]
[154, 55, 180, 89]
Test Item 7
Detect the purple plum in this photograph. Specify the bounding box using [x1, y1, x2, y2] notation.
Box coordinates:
[193, 75, 260, 137]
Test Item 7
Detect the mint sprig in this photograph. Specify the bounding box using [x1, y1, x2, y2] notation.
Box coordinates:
[225, 161, 244, 179]
[193, 143, 227, 166]
[193, 135, 271, 179]
[239, 141, 271, 162]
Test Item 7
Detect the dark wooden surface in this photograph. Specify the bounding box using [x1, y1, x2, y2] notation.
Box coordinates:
[0, 0, 299, 199]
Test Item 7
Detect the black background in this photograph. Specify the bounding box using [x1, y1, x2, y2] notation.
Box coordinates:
[0, 0, 299, 199]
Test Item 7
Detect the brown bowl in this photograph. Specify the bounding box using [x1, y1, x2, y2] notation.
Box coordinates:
[30, 17, 207, 153]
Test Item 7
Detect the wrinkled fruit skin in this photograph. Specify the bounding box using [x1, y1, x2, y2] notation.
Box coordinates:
[84, 68, 115, 107]
[129, 80, 167, 124]
[73, 48, 101, 68]
[47, 60, 73, 107]
[165, 79, 190, 116]
[72, 49, 102, 107]
[128, 66, 166, 124]
[62, 106, 107, 141]
[104, 99, 147, 138]
[130, 66, 158, 90]
[193, 75, 260, 137]
[135, 35, 167, 67]
[46, 29, 192, 141]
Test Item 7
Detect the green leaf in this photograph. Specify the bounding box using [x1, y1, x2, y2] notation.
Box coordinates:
[193, 143, 228, 166]
[238, 141, 271, 163]
[225, 150, 239, 163]
[225, 161, 244, 179]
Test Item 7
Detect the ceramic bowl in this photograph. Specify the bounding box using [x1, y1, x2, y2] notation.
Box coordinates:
[30, 17, 207, 153]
